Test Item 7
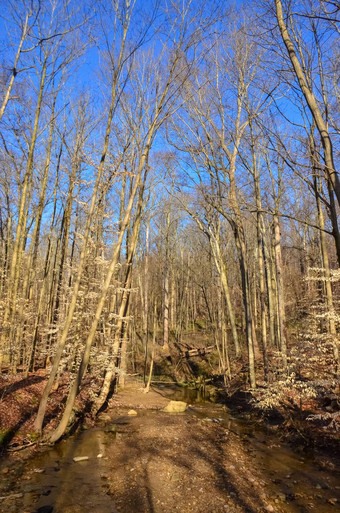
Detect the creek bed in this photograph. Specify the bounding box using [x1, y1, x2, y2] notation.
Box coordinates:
[0, 385, 339, 513]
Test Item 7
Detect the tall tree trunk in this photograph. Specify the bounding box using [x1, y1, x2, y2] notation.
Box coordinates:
[144, 301, 157, 393]
[163, 211, 170, 349]
[28, 164, 60, 373]
[273, 212, 287, 371]
[14, 94, 58, 358]
[208, 225, 240, 356]
[93, 173, 147, 413]
[275, 0, 340, 206]
[247, 110, 268, 377]
[227, 143, 256, 387]
[232, 219, 256, 388]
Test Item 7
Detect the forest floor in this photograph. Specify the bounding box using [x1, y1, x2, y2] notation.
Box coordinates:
[0, 370, 96, 450]
[1, 381, 340, 513]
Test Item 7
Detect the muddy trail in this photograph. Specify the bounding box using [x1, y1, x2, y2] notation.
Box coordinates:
[0, 383, 339, 513]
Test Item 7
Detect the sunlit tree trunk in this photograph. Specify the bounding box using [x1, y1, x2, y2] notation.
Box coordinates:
[273, 212, 287, 371]
[144, 301, 157, 393]
[247, 113, 268, 377]
[275, 0, 340, 206]
[13, 88, 59, 362]
[226, 135, 256, 387]
[27, 163, 60, 372]
[163, 210, 170, 349]
[208, 224, 240, 356]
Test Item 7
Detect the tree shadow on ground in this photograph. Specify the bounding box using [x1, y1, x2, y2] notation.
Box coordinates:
[0, 400, 63, 453]
[105, 414, 271, 513]
[0, 374, 46, 399]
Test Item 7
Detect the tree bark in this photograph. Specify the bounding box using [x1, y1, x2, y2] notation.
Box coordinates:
[273, 212, 287, 371]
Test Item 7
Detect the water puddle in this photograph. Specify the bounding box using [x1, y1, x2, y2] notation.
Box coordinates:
[166, 385, 340, 512]
[14, 428, 116, 513]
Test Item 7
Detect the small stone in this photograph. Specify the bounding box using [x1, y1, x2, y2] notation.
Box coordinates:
[315, 484, 322, 490]
[128, 410, 138, 416]
[1, 467, 9, 474]
[265, 505, 274, 512]
[328, 498, 338, 505]
[98, 413, 111, 422]
[73, 456, 89, 462]
[33, 468, 45, 473]
[97, 453, 103, 458]
[170, 473, 180, 482]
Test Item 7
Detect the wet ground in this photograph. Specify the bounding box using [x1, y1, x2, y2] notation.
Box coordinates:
[0, 383, 339, 513]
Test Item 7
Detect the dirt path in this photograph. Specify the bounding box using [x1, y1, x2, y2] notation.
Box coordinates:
[93, 384, 277, 513]
[103, 404, 273, 512]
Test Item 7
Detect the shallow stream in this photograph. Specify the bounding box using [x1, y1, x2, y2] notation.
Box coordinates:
[0, 385, 339, 513]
